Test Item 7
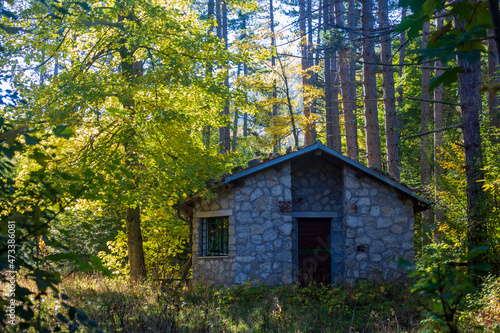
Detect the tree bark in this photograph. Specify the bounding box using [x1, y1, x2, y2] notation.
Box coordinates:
[118, 7, 146, 283]
[488, 30, 500, 131]
[346, 0, 359, 160]
[378, 0, 399, 180]
[307, 0, 317, 143]
[397, 8, 406, 112]
[361, 0, 381, 168]
[458, 57, 486, 267]
[434, 16, 445, 226]
[300, 0, 313, 145]
[421, 21, 433, 231]
[270, 0, 279, 151]
[218, 0, 231, 153]
[203, 0, 216, 148]
[324, 0, 341, 151]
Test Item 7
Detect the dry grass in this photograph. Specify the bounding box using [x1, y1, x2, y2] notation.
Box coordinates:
[5, 273, 500, 332]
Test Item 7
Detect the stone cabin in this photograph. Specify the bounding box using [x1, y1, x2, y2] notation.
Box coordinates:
[178, 142, 429, 286]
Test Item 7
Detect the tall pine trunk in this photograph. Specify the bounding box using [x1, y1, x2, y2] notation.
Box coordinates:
[361, 0, 381, 168]
[421, 21, 433, 232]
[338, 0, 357, 157]
[378, 0, 399, 180]
[324, 0, 341, 151]
[346, 0, 359, 160]
[458, 57, 486, 268]
[219, 0, 231, 153]
[488, 30, 500, 132]
[434, 16, 445, 226]
[300, 0, 313, 145]
[270, 0, 279, 151]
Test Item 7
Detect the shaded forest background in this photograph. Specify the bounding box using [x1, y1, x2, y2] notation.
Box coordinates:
[1, 0, 500, 331]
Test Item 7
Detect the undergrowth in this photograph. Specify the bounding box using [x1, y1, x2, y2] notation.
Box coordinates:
[5, 273, 500, 332]
[60, 274, 421, 332]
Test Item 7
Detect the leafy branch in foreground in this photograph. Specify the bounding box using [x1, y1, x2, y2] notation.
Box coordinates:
[0, 116, 109, 331]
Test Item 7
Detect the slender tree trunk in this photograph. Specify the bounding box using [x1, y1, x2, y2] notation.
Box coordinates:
[323, 0, 341, 151]
[347, 0, 359, 160]
[378, 0, 399, 180]
[458, 58, 486, 267]
[118, 8, 146, 283]
[488, 30, 500, 132]
[278, 56, 299, 147]
[243, 63, 248, 137]
[324, 0, 334, 148]
[421, 21, 433, 231]
[204, 0, 216, 148]
[232, 63, 241, 151]
[434, 16, 445, 226]
[361, 0, 381, 168]
[339, 0, 357, 156]
[218, 0, 231, 153]
[300, 0, 313, 145]
[270, 0, 279, 151]
[396, 7, 405, 160]
[307, 0, 317, 142]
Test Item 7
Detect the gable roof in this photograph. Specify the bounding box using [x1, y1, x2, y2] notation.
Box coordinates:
[180, 142, 431, 211]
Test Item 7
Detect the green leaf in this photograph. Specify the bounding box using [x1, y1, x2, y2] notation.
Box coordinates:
[76, 1, 92, 11]
[68, 307, 76, 320]
[468, 246, 489, 260]
[90, 256, 112, 276]
[429, 67, 463, 90]
[56, 313, 69, 323]
[53, 125, 74, 138]
[23, 133, 39, 145]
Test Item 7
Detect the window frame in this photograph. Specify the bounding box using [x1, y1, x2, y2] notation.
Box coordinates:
[200, 216, 229, 257]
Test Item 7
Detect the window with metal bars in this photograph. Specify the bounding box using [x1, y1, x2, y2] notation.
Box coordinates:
[201, 216, 229, 256]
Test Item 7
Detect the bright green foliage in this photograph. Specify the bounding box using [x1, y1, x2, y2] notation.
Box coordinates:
[401, 244, 490, 332]
[1, 0, 243, 328]
[398, 0, 492, 89]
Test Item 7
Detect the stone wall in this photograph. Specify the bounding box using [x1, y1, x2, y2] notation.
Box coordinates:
[192, 187, 235, 285]
[192, 162, 293, 286]
[291, 159, 344, 283]
[342, 166, 415, 282]
[291, 159, 342, 212]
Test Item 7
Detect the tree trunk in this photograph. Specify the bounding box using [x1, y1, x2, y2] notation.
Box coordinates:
[118, 8, 146, 284]
[421, 21, 433, 232]
[458, 57, 486, 268]
[307, 0, 317, 142]
[324, 0, 341, 151]
[270, 0, 279, 151]
[488, 30, 500, 132]
[300, 0, 313, 145]
[378, 0, 399, 180]
[218, 0, 231, 153]
[434, 16, 445, 226]
[361, 0, 381, 168]
[346, 0, 359, 160]
[278, 56, 299, 147]
[203, 0, 216, 148]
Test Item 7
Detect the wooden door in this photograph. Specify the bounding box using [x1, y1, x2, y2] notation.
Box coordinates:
[298, 218, 332, 285]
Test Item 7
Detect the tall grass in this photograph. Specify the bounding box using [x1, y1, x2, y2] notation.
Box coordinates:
[55, 274, 423, 332]
[10, 273, 500, 332]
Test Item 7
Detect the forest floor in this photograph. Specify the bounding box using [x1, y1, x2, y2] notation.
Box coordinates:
[11, 273, 500, 332]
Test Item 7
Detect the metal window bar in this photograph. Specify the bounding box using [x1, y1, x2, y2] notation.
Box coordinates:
[202, 216, 228, 256]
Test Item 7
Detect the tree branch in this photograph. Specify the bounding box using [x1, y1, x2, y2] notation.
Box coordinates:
[402, 124, 463, 140]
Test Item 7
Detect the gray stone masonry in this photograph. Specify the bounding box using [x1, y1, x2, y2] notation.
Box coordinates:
[343, 166, 415, 282]
[191, 157, 416, 286]
[291, 159, 344, 282]
[192, 162, 293, 286]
